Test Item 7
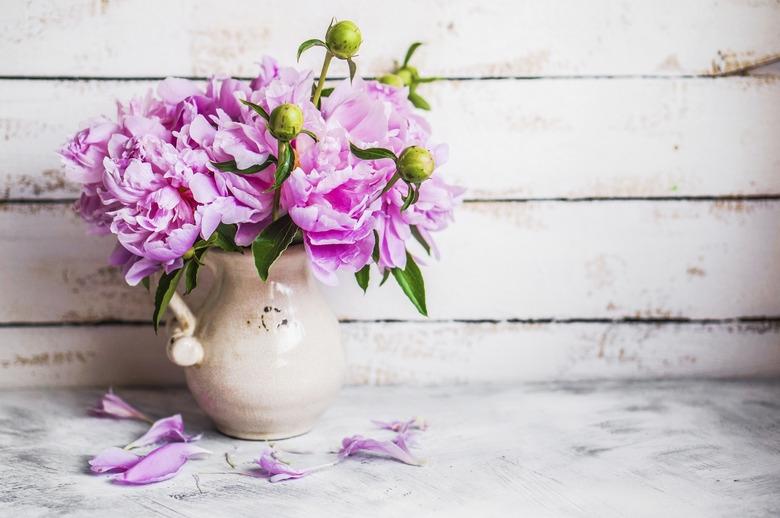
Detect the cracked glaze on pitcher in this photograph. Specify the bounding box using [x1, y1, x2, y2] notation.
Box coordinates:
[166, 246, 345, 440]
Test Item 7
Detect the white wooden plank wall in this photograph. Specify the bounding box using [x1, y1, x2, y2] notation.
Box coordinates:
[1, 0, 779, 387]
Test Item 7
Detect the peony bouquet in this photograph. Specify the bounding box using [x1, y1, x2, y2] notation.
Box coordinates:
[59, 20, 463, 328]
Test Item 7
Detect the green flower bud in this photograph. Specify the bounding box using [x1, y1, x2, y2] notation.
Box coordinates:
[326, 20, 362, 59]
[269, 103, 304, 142]
[396, 146, 435, 183]
[182, 247, 195, 260]
[378, 74, 405, 88]
[396, 66, 418, 87]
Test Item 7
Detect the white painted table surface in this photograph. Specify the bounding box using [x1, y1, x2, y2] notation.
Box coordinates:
[1, 381, 778, 517]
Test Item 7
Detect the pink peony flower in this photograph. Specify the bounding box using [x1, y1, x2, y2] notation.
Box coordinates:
[321, 77, 390, 146]
[179, 112, 276, 245]
[58, 117, 121, 185]
[59, 51, 463, 297]
[375, 158, 465, 270]
[98, 133, 202, 283]
[281, 133, 385, 284]
[365, 80, 432, 144]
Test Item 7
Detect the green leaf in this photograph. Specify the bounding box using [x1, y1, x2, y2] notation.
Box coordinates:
[251, 214, 300, 282]
[297, 38, 326, 61]
[349, 142, 398, 162]
[380, 269, 391, 286]
[184, 248, 210, 295]
[264, 142, 295, 193]
[400, 183, 417, 213]
[152, 266, 186, 333]
[372, 229, 381, 263]
[355, 264, 370, 294]
[300, 129, 319, 142]
[141, 276, 150, 293]
[408, 91, 431, 111]
[184, 259, 199, 295]
[239, 98, 270, 120]
[391, 252, 427, 316]
[347, 58, 357, 83]
[211, 156, 276, 175]
[403, 42, 423, 67]
[213, 224, 243, 253]
[320, 87, 334, 98]
[410, 225, 431, 255]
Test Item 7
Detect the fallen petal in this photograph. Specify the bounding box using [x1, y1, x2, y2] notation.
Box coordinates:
[393, 429, 422, 454]
[340, 435, 424, 466]
[111, 443, 212, 485]
[89, 388, 152, 423]
[89, 446, 142, 473]
[125, 414, 201, 449]
[372, 416, 427, 432]
[253, 447, 334, 483]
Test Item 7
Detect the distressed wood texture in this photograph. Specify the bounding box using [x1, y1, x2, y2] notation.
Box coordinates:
[2, 0, 779, 78]
[3, 77, 780, 201]
[2, 322, 779, 389]
[1, 201, 778, 323]
[1, 0, 779, 388]
[1, 382, 779, 516]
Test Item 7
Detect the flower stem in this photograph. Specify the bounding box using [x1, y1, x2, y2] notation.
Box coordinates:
[380, 172, 401, 197]
[312, 51, 334, 108]
[273, 141, 283, 221]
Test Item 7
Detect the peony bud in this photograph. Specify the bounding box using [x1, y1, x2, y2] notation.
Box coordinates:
[378, 74, 405, 88]
[396, 146, 434, 183]
[326, 20, 362, 59]
[396, 66, 418, 87]
[269, 103, 304, 142]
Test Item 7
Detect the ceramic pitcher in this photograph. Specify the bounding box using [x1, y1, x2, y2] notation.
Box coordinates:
[165, 246, 346, 440]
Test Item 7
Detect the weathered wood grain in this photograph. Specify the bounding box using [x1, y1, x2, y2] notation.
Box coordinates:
[2, 321, 778, 388]
[0, 325, 184, 388]
[2, 0, 779, 78]
[2, 201, 778, 322]
[3, 77, 779, 200]
[1, 382, 778, 516]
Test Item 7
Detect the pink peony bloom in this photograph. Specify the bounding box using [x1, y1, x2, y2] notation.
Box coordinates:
[61, 54, 463, 293]
[250, 56, 282, 91]
[58, 117, 121, 185]
[320, 77, 464, 272]
[281, 145, 384, 285]
[365, 80, 432, 144]
[98, 133, 202, 283]
[321, 77, 390, 146]
[375, 165, 466, 270]
[180, 112, 276, 244]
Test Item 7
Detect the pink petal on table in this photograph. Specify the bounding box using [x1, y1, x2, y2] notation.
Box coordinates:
[125, 414, 202, 449]
[253, 447, 334, 483]
[393, 429, 422, 454]
[111, 443, 212, 485]
[89, 388, 152, 422]
[372, 416, 428, 433]
[88, 447, 142, 473]
[339, 435, 424, 466]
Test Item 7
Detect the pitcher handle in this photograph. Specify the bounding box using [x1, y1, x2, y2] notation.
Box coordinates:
[165, 292, 204, 367]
